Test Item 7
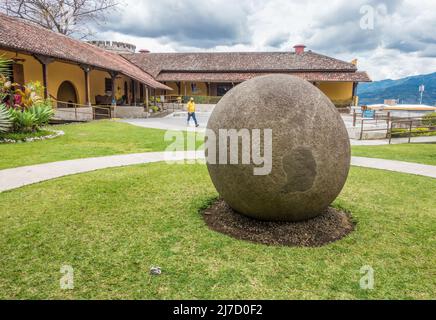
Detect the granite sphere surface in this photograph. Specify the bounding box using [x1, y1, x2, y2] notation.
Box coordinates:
[206, 74, 351, 222]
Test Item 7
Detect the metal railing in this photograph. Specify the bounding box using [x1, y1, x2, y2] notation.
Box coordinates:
[351, 109, 436, 143]
[49, 97, 112, 121]
[155, 95, 222, 105]
[388, 115, 436, 144]
[351, 109, 392, 140]
[352, 109, 391, 127]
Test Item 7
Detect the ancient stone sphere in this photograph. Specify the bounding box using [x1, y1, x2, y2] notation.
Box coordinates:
[206, 74, 350, 222]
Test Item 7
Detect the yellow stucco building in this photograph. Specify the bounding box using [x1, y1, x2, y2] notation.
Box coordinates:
[1, 13, 370, 117]
[0, 49, 167, 107]
[0, 13, 169, 115]
[125, 46, 370, 108]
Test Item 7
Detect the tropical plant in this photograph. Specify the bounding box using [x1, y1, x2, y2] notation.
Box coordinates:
[0, 56, 53, 135]
[0, 55, 10, 76]
[0, 104, 12, 133]
[28, 103, 54, 127]
[14, 81, 44, 108]
[9, 108, 37, 133]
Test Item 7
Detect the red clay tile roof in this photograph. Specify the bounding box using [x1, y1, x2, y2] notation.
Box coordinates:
[0, 12, 370, 89]
[157, 71, 371, 83]
[124, 51, 365, 80]
[0, 13, 170, 90]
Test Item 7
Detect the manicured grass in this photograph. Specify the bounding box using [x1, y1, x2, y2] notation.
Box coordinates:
[0, 163, 434, 299]
[0, 120, 203, 170]
[352, 143, 436, 166]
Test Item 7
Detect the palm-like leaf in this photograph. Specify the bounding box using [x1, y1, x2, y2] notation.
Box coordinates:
[0, 104, 12, 133]
[28, 104, 54, 127]
[0, 55, 11, 77]
[9, 108, 37, 133]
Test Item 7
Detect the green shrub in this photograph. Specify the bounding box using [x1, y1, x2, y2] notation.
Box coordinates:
[0, 104, 12, 133]
[392, 127, 436, 137]
[7, 100, 53, 133]
[9, 108, 37, 133]
[422, 112, 436, 127]
[28, 103, 54, 127]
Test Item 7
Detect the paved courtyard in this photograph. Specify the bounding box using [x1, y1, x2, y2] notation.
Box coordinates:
[120, 111, 436, 146]
[122, 112, 210, 132]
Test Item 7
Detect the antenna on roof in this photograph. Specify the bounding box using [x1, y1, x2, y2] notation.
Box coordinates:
[419, 84, 425, 105]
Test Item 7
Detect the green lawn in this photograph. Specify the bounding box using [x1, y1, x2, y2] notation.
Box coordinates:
[0, 120, 202, 170]
[352, 143, 436, 166]
[0, 163, 434, 299]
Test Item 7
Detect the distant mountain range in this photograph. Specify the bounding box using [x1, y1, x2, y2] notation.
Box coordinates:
[357, 72, 436, 106]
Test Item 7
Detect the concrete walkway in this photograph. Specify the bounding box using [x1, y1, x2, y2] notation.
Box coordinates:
[121, 113, 209, 132]
[1, 152, 435, 193]
[0, 151, 202, 193]
[351, 157, 436, 178]
[120, 116, 436, 146]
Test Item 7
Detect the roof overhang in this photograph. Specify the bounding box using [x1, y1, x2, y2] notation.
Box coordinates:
[156, 71, 372, 83]
[0, 45, 171, 90]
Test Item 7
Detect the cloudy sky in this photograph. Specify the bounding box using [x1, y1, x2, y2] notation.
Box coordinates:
[95, 0, 436, 80]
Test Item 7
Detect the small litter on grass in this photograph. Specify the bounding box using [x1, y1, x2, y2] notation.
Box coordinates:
[150, 266, 162, 275]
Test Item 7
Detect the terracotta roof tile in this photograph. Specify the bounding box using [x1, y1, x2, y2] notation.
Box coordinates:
[0, 12, 370, 90]
[124, 51, 360, 78]
[157, 71, 371, 83]
[0, 13, 170, 90]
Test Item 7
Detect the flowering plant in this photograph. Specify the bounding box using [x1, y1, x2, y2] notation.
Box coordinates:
[14, 81, 44, 109]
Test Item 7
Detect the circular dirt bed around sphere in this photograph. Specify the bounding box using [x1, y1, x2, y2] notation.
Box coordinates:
[202, 199, 355, 247]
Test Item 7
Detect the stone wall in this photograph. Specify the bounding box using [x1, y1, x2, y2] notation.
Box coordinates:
[54, 108, 93, 121]
[87, 41, 136, 54]
[183, 104, 216, 112]
[114, 106, 149, 118]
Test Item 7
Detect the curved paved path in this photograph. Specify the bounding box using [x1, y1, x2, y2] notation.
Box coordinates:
[351, 156, 436, 178]
[0, 152, 435, 193]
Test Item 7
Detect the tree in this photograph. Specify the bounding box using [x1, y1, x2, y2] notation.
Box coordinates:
[1, 0, 119, 39]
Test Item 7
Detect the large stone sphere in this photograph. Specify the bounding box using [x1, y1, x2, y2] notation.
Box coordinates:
[206, 74, 350, 222]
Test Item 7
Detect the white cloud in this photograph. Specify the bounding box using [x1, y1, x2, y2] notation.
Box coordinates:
[93, 0, 436, 80]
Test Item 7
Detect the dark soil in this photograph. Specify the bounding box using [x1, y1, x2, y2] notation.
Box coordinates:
[202, 199, 355, 247]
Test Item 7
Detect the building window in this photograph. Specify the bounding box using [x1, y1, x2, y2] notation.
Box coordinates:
[105, 78, 112, 93]
[217, 83, 233, 96]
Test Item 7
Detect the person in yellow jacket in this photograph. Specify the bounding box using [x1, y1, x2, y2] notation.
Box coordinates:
[187, 97, 199, 127]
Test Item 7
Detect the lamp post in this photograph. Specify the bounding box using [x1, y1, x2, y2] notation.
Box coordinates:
[419, 84, 425, 105]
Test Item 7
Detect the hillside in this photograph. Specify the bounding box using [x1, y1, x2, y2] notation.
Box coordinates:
[357, 72, 436, 106]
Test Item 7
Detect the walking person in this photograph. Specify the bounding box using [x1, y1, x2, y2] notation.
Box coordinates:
[187, 97, 199, 127]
